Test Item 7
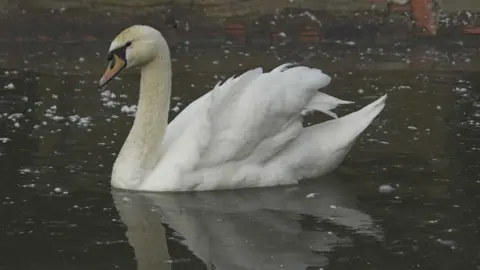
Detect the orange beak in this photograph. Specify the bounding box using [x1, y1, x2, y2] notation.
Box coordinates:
[98, 54, 126, 89]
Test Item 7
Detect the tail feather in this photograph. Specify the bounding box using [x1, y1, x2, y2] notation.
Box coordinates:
[267, 94, 388, 181]
[339, 94, 387, 138]
[302, 92, 354, 118]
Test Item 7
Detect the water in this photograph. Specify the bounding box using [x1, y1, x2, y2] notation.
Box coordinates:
[1, 40, 480, 269]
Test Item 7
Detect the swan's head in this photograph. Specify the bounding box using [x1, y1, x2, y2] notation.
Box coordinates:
[98, 25, 169, 89]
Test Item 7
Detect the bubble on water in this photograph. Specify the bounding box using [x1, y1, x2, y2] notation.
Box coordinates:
[0, 137, 11, 143]
[68, 115, 80, 123]
[4, 83, 15, 90]
[346, 41, 356, 46]
[8, 113, 23, 120]
[306, 193, 315, 198]
[407, 126, 418, 131]
[104, 100, 116, 108]
[454, 87, 467, 93]
[51, 116, 64, 121]
[171, 106, 180, 113]
[379, 184, 395, 193]
[77, 117, 91, 127]
[54, 187, 62, 193]
[121, 105, 137, 114]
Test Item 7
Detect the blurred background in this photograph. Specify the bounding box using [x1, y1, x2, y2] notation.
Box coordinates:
[1, 1, 480, 270]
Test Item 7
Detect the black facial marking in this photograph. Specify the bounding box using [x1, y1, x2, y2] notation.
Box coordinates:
[106, 41, 132, 62]
[109, 57, 116, 69]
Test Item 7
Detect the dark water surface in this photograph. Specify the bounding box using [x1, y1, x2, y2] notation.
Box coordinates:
[1, 41, 480, 270]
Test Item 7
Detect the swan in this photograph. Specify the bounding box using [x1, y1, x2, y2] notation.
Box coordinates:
[98, 25, 387, 192]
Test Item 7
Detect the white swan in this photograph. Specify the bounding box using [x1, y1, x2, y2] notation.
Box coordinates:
[98, 25, 387, 192]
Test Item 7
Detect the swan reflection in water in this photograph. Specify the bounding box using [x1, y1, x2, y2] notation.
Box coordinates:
[112, 175, 384, 270]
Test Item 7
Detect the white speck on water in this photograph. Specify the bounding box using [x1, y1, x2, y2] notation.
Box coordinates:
[121, 105, 137, 114]
[77, 117, 91, 127]
[278, 32, 287, 38]
[436, 105, 442, 110]
[51, 116, 64, 121]
[301, 11, 322, 25]
[14, 122, 20, 128]
[436, 239, 456, 249]
[379, 184, 395, 193]
[358, 89, 364, 94]
[454, 87, 467, 93]
[171, 106, 180, 113]
[0, 138, 11, 143]
[68, 115, 80, 123]
[4, 83, 15, 90]
[103, 100, 116, 108]
[346, 41, 356, 46]
[79, 57, 85, 63]
[407, 126, 418, 131]
[54, 187, 62, 193]
[122, 197, 131, 202]
[329, 204, 338, 209]
[8, 113, 23, 120]
[306, 193, 316, 198]
[101, 90, 113, 98]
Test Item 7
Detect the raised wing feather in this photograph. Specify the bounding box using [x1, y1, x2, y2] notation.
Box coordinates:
[196, 64, 331, 168]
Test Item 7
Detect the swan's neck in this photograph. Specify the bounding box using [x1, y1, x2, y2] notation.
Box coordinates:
[112, 57, 171, 189]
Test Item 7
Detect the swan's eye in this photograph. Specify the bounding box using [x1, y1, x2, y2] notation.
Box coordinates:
[109, 56, 116, 69]
[126, 41, 132, 47]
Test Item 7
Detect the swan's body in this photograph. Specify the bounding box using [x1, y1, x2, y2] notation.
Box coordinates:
[99, 25, 387, 192]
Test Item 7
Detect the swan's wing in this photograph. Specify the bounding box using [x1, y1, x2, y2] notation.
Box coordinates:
[196, 64, 332, 169]
[162, 71, 257, 150]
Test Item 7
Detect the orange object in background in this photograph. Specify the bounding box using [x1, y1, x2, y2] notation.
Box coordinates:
[411, 0, 437, 36]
